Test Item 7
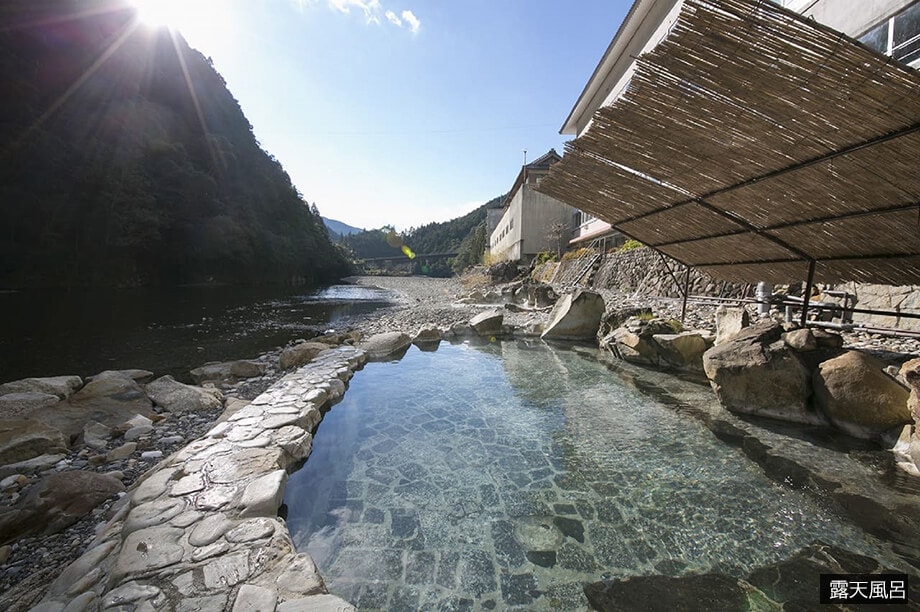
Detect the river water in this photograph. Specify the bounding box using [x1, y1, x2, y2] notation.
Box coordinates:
[0, 283, 393, 384]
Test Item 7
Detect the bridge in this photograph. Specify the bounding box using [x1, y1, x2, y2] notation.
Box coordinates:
[361, 252, 458, 265]
[359, 252, 458, 275]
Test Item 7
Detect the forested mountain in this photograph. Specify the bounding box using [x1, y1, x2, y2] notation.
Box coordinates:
[0, 0, 350, 288]
[340, 195, 505, 275]
[322, 217, 364, 239]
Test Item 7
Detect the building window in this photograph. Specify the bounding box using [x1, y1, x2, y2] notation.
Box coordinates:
[575, 210, 596, 227]
[858, 1, 920, 65]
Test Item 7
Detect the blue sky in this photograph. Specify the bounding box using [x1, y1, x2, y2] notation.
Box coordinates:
[147, 0, 631, 230]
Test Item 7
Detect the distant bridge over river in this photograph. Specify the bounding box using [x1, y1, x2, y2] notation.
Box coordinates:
[359, 252, 458, 274]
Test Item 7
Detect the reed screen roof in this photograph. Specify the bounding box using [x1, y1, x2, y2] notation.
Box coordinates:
[537, 0, 920, 285]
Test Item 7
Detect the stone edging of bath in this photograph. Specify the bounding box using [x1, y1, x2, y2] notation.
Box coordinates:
[33, 345, 367, 612]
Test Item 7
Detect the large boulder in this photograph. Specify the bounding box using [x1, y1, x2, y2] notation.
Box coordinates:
[0, 376, 83, 399]
[0, 392, 60, 419]
[903, 358, 920, 421]
[145, 376, 223, 413]
[0, 471, 124, 543]
[813, 351, 911, 440]
[469, 310, 504, 336]
[654, 332, 711, 371]
[189, 362, 232, 384]
[230, 360, 267, 378]
[702, 321, 823, 425]
[412, 326, 441, 350]
[606, 328, 661, 366]
[358, 332, 412, 361]
[782, 328, 817, 352]
[714, 306, 750, 345]
[902, 358, 920, 469]
[541, 290, 606, 341]
[512, 283, 556, 308]
[596, 307, 652, 345]
[0, 419, 69, 465]
[280, 342, 331, 370]
[600, 315, 683, 368]
[488, 261, 519, 283]
[86, 369, 154, 383]
[29, 372, 156, 439]
[190, 360, 266, 384]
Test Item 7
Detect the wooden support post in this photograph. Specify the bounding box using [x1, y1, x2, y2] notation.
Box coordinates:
[681, 264, 691, 323]
[800, 259, 816, 328]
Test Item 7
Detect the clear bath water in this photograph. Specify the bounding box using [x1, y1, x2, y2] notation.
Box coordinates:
[283, 340, 908, 611]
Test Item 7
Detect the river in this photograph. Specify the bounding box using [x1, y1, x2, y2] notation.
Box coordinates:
[0, 283, 393, 384]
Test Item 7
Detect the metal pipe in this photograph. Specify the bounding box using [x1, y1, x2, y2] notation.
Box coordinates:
[681, 265, 690, 323]
[755, 282, 772, 316]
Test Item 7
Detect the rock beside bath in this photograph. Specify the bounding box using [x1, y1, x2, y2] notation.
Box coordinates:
[359, 332, 412, 361]
[146, 376, 223, 413]
[714, 305, 749, 345]
[0, 376, 83, 400]
[470, 310, 504, 336]
[30, 372, 157, 439]
[814, 350, 911, 440]
[280, 342, 331, 370]
[542, 290, 606, 341]
[0, 419, 69, 465]
[190, 360, 267, 384]
[0, 471, 124, 544]
[0, 393, 60, 419]
[412, 326, 442, 349]
[703, 321, 823, 425]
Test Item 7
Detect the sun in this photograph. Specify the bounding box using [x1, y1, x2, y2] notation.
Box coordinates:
[132, 0, 188, 29]
[130, 0, 231, 57]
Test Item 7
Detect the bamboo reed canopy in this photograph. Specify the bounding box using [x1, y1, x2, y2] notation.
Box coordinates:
[537, 0, 920, 285]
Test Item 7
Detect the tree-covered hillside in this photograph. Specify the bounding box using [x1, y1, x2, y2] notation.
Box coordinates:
[341, 195, 505, 274]
[0, 0, 350, 288]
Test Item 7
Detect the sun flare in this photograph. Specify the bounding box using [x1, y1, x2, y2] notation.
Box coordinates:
[132, 0, 188, 28]
[130, 0, 231, 58]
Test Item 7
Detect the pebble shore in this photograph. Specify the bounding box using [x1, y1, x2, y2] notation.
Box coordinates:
[1, 274, 917, 609]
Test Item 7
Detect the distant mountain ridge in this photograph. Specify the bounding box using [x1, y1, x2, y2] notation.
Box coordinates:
[340, 195, 505, 275]
[322, 218, 364, 238]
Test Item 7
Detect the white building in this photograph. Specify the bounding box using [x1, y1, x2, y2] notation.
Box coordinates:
[489, 150, 576, 263]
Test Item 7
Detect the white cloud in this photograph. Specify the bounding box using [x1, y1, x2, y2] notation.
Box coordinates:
[316, 0, 419, 32]
[327, 0, 381, 24]
[385, 10, 402, 26]
[401, 9, 420, 33]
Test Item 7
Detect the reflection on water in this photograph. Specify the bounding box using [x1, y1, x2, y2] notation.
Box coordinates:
[284, 340, 914, 611]
[0, 284, 393, 382]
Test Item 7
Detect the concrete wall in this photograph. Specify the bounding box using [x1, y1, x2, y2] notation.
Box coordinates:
[519, 187, 576, 261]
[489, 191, 522, 261]
[540, 247, 749, 299]
[486, 208, 504, 243]
[489, 187, 574, 262]
[836, 282, 920, 331]
[784, 0, 914, 36]
[537, 247, 920, 332]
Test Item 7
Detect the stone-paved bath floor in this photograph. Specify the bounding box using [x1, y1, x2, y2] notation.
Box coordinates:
[282, 340, 909, 611]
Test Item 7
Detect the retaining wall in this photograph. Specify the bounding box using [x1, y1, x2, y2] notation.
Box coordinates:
[537, 248, 920, 331]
